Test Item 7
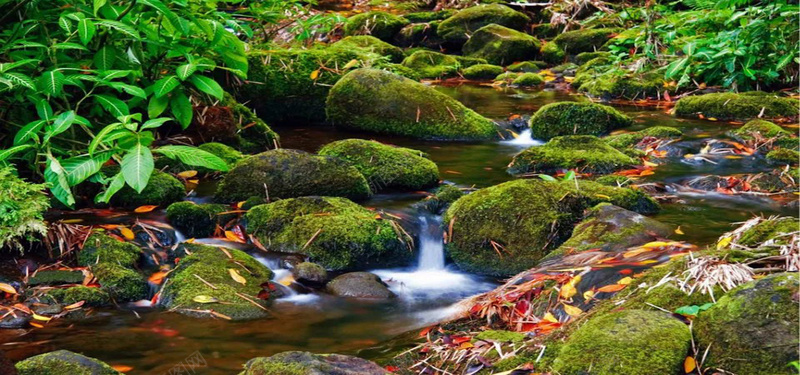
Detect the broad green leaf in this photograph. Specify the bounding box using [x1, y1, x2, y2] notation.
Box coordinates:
[109, 82, 147, 98]
[121, 140, 154, 193]
[0, 145, 33, 162]
[170, 91, 193, 129]
[89, 122, 123, 155]
[664, 57, 688, 79]
[141, 117, 171, 130]
[62, 152, 111, 186]
[95, 172, 125, 204]
[78, 19, 96, 45]
[94, 46, 116, 70]
[2, 72, 35, 90]
[93, 0, 108, 15]
[58, 16, 73, 33]
[37, 70, 65, 96]
[101, 70, 133, 80]
[154, 145, 228, 172]
[53, 42, 88, 51]
[95, 94, 129, 117]
[148, 94, 169, 118]
[563, 170, 576, 181]
[189, 75, 223, 100]
[45, 156, 75, 207]
[44, 110, 76, 143]
[152, 75, 180, 98]
[35, 99, 53, 121]
[14, 119, 46, 145]
[97, 20, 140, 39]
[538, 174, 557, 182]
[176, 63, 197, 81]
[0, 59, 39, 73]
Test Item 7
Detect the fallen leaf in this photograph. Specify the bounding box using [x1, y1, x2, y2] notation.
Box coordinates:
[0, 282, 17, 295]
[119, 227, 135, 240]
[193, 295, 219, 304]
[112, 365, 134, 373]
[210, 311, 232, 320]
[148, 271, 168, 285]
[342, 59, 360, 70]
[542, 312, 558, 323]
[583, 290, 595, 301]
[684, 356, 696, 373]
[596, 284, 627, 293]
[134, 205, 158, 213]
[559, 275, 581, 299]
[716, 236, 732, 250]
[64, 301, 86, 310]
[32, 313, 52, 322]
[617, 277, 633, 285]
[563, 304, 582, 317]
[30, 322, 44, 328]
[675, 226, 684, 235]
[310, 69, 320, 80]
[229, 269, 246, 285]
[225, 230, 246, 243]
[177, 170, 198, 178]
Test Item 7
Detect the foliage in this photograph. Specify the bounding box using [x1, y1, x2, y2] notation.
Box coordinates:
[0, 167, 49, 251]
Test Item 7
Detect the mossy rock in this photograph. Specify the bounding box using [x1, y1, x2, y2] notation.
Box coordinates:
[551, 62, 578, 74]
[215, 149, 371, 203]
[44, 286, 111, 307]
[77, 233, 141, 268]
[674, 92, 799, 121]
[400, 50, 486, 79]
[394, 22, 443, 49]
[92, 263, 147, 302]
[318, 139, 439, 191]
[540, 41, 565, 64]
[766, 148, 799, 165]
[239, 351, 386, 375]
[15, 350, 121, 375]
[27, 270, 85, 286]
[0, 167, 48, 252]
[245, 197, 412, 271]
[462, 24, 541, 66]
[551, 28, 619, 55]
[475, 330, 525, 343]
[579, 72, 664, 100]
[738, 216, 798, 249]
[531, 23, 558, 39]
[418, 184, 464, 214]
[109, 170, 184, 209]
[404, 10, 456, 23]
[552, 310, 690, 375]
[199, 142, 244, 167]
[461, 64, 504, 80]
[221, 94, 280, 153]
[506, 60, 547, 72]
[326, 272, 395, 299]
[292, 262, 328, 285]
[494, 71, 521, 83]
[603, 126, 682, 150]
[731, 119, 792, 141]
[511, 72, 544, 86]
[575, 51, 611, 65]
[443, 179, 658, 276]
[529, 102, 633, 140]
[342, 11, 409, 42]
[508, 135, 636, 175]
[166, 201, 235, 238]
[326, 68, 498, 140]
[159, 243, 274, 320]
[437, 4, 529, 46]
[332, 36, 405, 63]
[694, 273, 799, 375]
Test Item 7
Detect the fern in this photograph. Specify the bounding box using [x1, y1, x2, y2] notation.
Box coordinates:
[0, 167, 49, 252]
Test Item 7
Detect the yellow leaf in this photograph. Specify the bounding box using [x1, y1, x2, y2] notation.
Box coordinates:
[187, 179, 199, 184]
[707, 117, 718, 121]
[177, 170, 198, 178]
[0, 282, 17, 295]
[643, 160, 659, 167]
[310, 69, 320, 80]
[119, 227, 135, 240]
[560, 275, 581, 299]
[32, 313, 52, 322]
[193, 295, 219, 304]
[683, 153, 695, 159]
[342, 59, 360, 70]
[562, 304, 582, 317]
[617, 277, 633, 285]
[543, 312, 558, 323]
[595, 194, 611, 199]
[228, 268, 246, 285]
[675, 226, 684, 235]
[583, 290, 594, 301]
[717, 236, 732, 250]
[236, 201, 247, 209]
[134, 205, 158, 213]
[684, 356, 696, 373]
[225, 230, 245, 243]
[459, 342, 474, 349]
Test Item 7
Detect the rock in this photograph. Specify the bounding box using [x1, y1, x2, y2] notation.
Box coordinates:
[551, 62, 578, 74]
[220, 94, 280, 153]
[603, 126, 682, 150]
[326, 68, 498, 140]
[731, 119, 792, 141]
[43, 286, 111, 307]
[552, 310, 691, 375]
[437, 4, 529, 46]
[240, 351, 386, 375]
[0, 314, 30, 329]
[393, 22, 443, 49]
[551, 28, 619, 55]
[404, 10, 456, 23]
[766, 148, 799, 165]
[511, 72, 544, 86]
[159, 243, 274, 320]
[400, 50, 486, 79]
[506, 61, 547, 72]
[462, 24, 540, 65]
[326, 272, 395, 299]
[675, 92, 799, 121]
[575, 51, 611, 65]
[214, 149, 371, 203]
[27, 270, 84, 286]
[77, 233, 141, 268]
[694, 273, 799, 375]
[508, 135, 636, 175]
[540, 41, 566, 64]
[318, 139, 439, 191]
[443, 179, 659, 276]
[494, 71, 520, 84]
[109, 170, 185, 209]
[0, 167, 48, 252]
[461, 64, 504, 80]
[92, 263, 147, 302]
[245, 197, 412, 271]
[528, 102, 633, 140]
[15, 350, 121, 375]
[342, 11, 409, 42]
[332, 36, 405, 63]
[578, 71, 664, 100]
[166, 201, 236, 238]
[418, 184, 464, 214]
[292, 262, 328, 285]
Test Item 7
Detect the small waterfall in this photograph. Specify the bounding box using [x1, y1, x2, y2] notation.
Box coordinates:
[417, 215, 445, 270]
[501, 129, 544, 147]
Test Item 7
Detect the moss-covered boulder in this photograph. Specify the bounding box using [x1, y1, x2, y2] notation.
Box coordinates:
[15, 350, 121, 375]
[43, 286, 111, 307]
[77, 233, 141, 267]
[326, 69, 498, 140]
[462, 24, 540, 65]
[578, 72, 665, 100]
[418, 184, 464, 214]
[0, 167, 48, 252]
[529, 102, 633, 140]
[326, 272, 395, 299]
[731, 119, 792, 143]
[443, 179, 658, 276]
[511, 72, 544, 86]
[215, 149, 371, 203]
[540, 41, 566, 64]
[766, 148, 799, 165]
[603, 126, 682, 150]
[695, 273, 799, 375]
[461, 64, 504, 80]
[332, 36, 405, 63]
[400, 50, 486, 79]
[394, 22, 443, 49]
[494, 71, 520, 84]
[675, 92, 799, 121]
[109, 170, 184, 209]
[506, 60, 547, 72]
[292, 262, 328, 285]
[245, 197, 412, 271]
[166, 201, 235, 238]
[159, 243, 274, 320]
[552, 310, 690, 375]
[92, 263, 147, 302]
[551, 28, 619, 55]
[27, 270, 85, 286]
[404, 10, 456, 23]
[508, 135, 637, 175]
[342, 11, 409, 42]
[239, 351, 386, 375]
[318, 139, 438, 191]
[437, 4, 529, 46]
[221, 94, 280, 153]
[575, 51, 611, 65]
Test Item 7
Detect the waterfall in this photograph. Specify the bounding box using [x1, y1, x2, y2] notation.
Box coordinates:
[501, 129, 544, 147]
[417, 215, 445, 270]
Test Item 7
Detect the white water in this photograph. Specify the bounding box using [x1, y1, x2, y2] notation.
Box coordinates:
[501, 129, 544, 147]
[417, 216, 445, 270]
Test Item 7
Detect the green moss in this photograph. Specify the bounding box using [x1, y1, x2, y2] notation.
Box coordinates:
[580, 72, 664, 99]
[461, 64, 504, 79]
[0, 167, 48, 252]
[529, 102, 633, 140]
[509, 135, 636, 175]
[160, 243, 274, 320]
[462, 24, 541, 65]
[400, 51, 486, 78]
[15, 350, 121, 375]
[44, 286, 111, 307]
[738, 216, 798, 248]
[240, 352, 385, 375]
[239, 360, 306, 375]
[603, 126, 682, 149]
[419, 184, 464, 214]
[494, 71, 521, 83]
[332, 35, 405, 63]
[404, 10, 456, 23]
[732, 119, 792, 141]
[215, 149, 371, 203]
[393, 22, 443, 49]
[593, 174, 632, 187]
[552, 310, 690, 375]
[318, 139, 438, 191]
[475, 330, 525, 343]
[166, 201, 234, 238]
[551, 28, 619, 55]
[221, 93, 279, 153]
[694, 273, 799, 375]
[437, 4, 529, 45]
[540, 41, 566, 64]
[675, 92, 799, 121]
[575, 51, 611, 65]
[92, 263, 147, 302]
[343, 11, 409, 42]
[110, 170, 184, 208]
[531, 23, 558, 39]
[78, 232, 141, 267]
[766, 148, 799, 165]
[245, 197, 411, 271]
[551, 62, 578, 74]
[511, 72, 544, 86]
[326, 68, 498, 140]
[506, 60, 546, 72]
[27, 270, 85, 286]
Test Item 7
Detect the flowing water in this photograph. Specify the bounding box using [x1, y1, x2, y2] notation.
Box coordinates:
[1, 83, 794, 373]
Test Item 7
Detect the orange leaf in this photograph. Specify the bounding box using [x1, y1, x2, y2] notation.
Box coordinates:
[596, 284, 627, 293]
[684, 356, 696, 373]
[64, 301, 85, 310]
[0, 282, 17, 295]
[148, 271, 168, 285]
[112, 365, 134, 373]
[134, 205, 158, 213]
[225, 230, 246, 243]
[119, 227, 135, 241]
[177, 170, 198, 178]
[310, 69, 320, 80]
[228, 268, 246, 285]
[675, 226, 684, 235]
[459, 342, 474, 349]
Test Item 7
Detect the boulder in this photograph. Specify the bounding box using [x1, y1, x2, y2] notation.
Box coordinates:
[166, 201, 236, 238]
[731, 119, 792, 141]
[401, 50, 486, 78]
[418, 184, 464, 214]
[462, 24, 540, 65]
[332, 35, 405, 63]
[694, 273, 799, 375]
[342, 11, 409, 42]
[27, 270, 84, 286]
[461, 64, 504, 80]
[529, 102, 633, 140]
[404, 10, 456, 23]
[92, 263, 148, 302]
[292, 262, 328, 285]
[437, 4, 529, 46]
[240, 351, 386, 375]
[766, 148, 799, 165]
[214, 149, 371, 203]
[509, 135, 636, 175]
[578, 71, 664, 100]
[552, 310, 691, 375]
[603, 126, 682, 150]
[245, 197, 412, 271]
[15, 350, 121, 375]
[540, 41, 566, 64]
[394, 22, 444, 49]
[77, 232, 141, 268]
[551, 28, 619, 55]
[575, 51, 611, 65]
[326, 69, 498, 140]
[318, 139, 439, 191]
[0, 167, 48, 252]
[506, 61, 546, 72]
[158, 243, 274, 320]
[326, 272, 395, 299]
[511, 72, 544, 86]
[43, 286, 111, 307]
[675, 92, 799, 121]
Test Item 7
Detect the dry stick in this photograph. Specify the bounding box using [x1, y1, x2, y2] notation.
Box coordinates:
[302, 229, 323, 250]
[235, 292, 271, 312]
[193, 274, 218, 290]
[445, 106, 457, 121]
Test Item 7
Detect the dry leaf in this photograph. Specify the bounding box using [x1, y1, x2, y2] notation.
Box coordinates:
[717, 236, 732, 250]
[675, 226, 684, 235]
[134, 205, 158, 213]
[193, 295, 219, 304]
[596, 284, 627, 293]
[225, 230, 246, 243]
[32, 313, 52, 322]
[0, 282, 17, 295]
[310, 69, 320, 80]
[111, 365, 134, 373]
[64, 301, 85, 310]
[684, 356, 696, 373]
[563, 304, 582, 317]
[228, 269, 246, 285]
[119, 227, 135, 240]
[177, 170, 198, 178]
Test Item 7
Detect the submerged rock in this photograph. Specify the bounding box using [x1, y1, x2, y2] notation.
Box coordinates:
[27, 270, 84, 286]
[506, 61, 547, 72]
[462, 24, 540, 65]
[675, 92, 799, 121]
[511, 72, 544, 87]
[342, 11, 409, 42]
[318, 139, 438, 191]
[43, 286, 111, 307]
[552, 310, 690, 375]
[92, 263, 147, 302]
[109, 170, 184, 209]
[240, 351, 386, 375]
[326, 272, 395, 299]
[508, 135, 637, 175]
[529, 102, 633, 140]
[214, 149, 371, 203]
[326, 69, 498, 140]
[694, 273, 799, 375]
[245, 197, 412, 271]
[332, 36, 405, 63]
[400, 50, 486, 79]
[461, 64, 504, 80]
[15, 350, 121, 375]
[166, 201, 235, 238]
[437, 4, 529, 46]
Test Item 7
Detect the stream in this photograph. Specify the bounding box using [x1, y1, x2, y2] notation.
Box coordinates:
[0, 83, 793, 374]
